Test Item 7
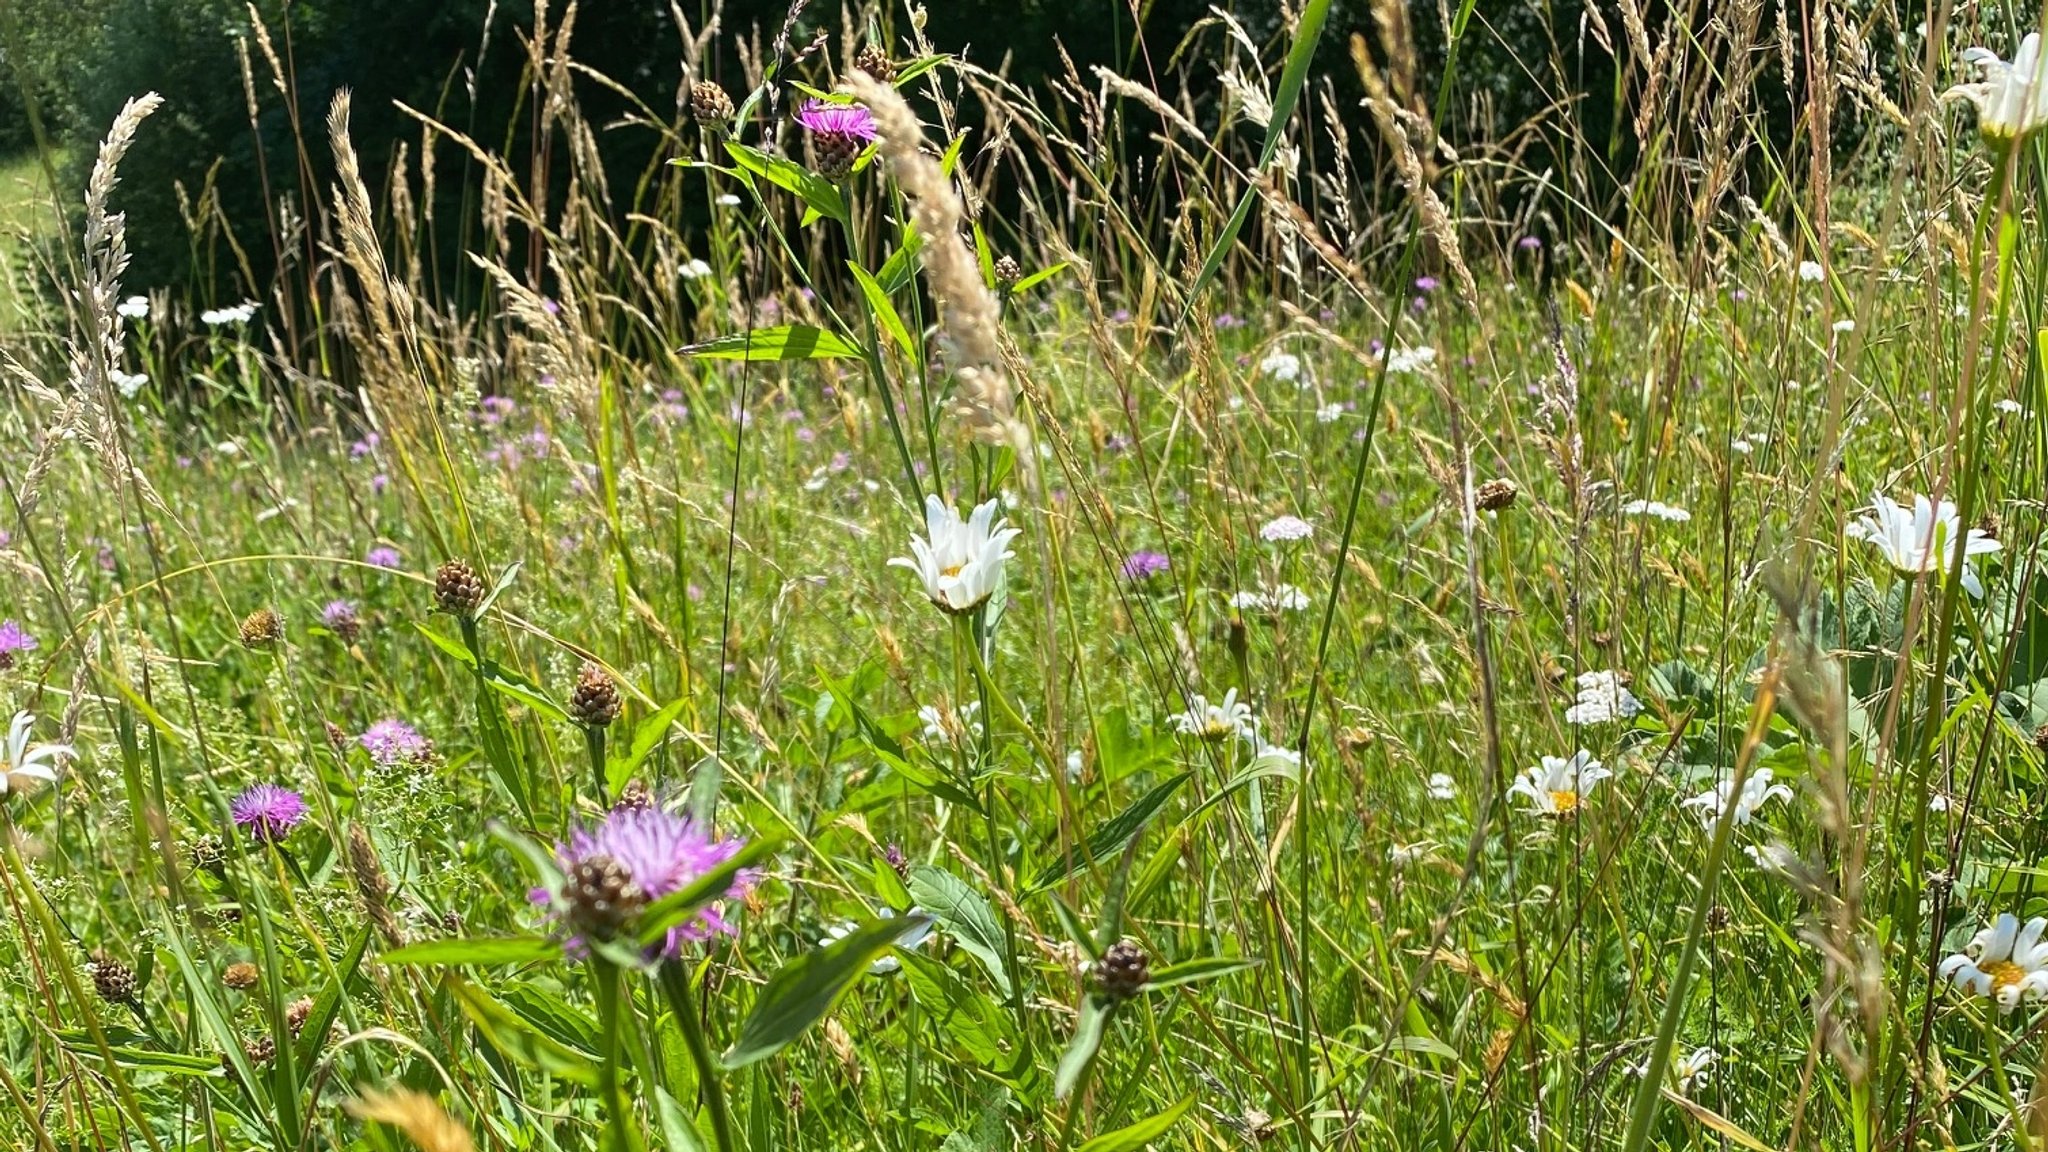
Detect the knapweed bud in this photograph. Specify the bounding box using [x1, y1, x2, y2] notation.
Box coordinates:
[1094, 940, 1150, 1002]
[90, 951, 140, 1006]
[615, 779, 655, 812]
[883, 842, 909, 880]
[563, 854, 645, 941]
[855, 43, 895, 82]
[993, 255, 1022, 288]
[223, 962, 260, 991]
[1475, 478, 1519, 511]
[238, 607, 284, 650]
[243, 1034, 277, 1066]
[285, 996, 316, 1036]
[690, 80, 735, 126]
[433, 560, 486, 619]
[568, 663, 623, 729]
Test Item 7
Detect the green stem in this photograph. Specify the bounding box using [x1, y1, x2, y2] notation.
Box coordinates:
[591, 957, 640, 1152]
[585, 726, 609, 806]
[657, 962, 738, 1152]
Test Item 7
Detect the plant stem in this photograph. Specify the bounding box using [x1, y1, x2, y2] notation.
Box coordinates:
[658, 961, 739, 1152]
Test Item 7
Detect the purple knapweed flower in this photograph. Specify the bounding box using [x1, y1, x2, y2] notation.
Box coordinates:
[1517, 235, 1543, 250]
[360, 718, 431, 767]
[365, 546, 402, 570]
[533, 805, 756, 958]
[321, 599, 358, 629]
[231, 783, 308, 843]
[1414, 275, 1440, 292]
[0, 620, 37, 669]
[1121, 551, 1170, 581]
[795, 99, 878, 142]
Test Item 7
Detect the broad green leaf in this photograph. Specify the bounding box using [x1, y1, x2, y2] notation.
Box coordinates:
[723, 914, 931, 1068]
[907, 865, 1011, 995]
[723, 141, 848, 224]
[680, 325, 862, 362]
[480, 661, 568, 724]
[1075, 1094, 1194, 1152]
[293, 924, 373, 1071]
[1142, 956, 1259, 990]
[877, 229, 925, 295]
[1010, 262, 1069, 293]
[850, 262, 916, 358]
[475, 559, 522, 618]
[897, 951, 1008, 1066]
[1054, 996, 1111, 1100]
[1030, 771, 1189, 892]
[449, 976, 601, 1086]
[414, 622, 477, 668]
[381, 936, 560, 967]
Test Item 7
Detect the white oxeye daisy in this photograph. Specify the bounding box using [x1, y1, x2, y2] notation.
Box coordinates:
[1673, 1047, 1718, 1094]
[1564, 671, 1640, 725]
[1509, 750, 1610, 816]
[1681, 767, 1793, 826]
[1946, 34, 2048, 146]
[1, 711, 71, 797]
[1847, 491, 2001, 597]
[1940, 913, 2048, 1011]
[1169, 690, 1253, 743]
[1258, 349, 1303, 384]
[1427, 772, 1457, 801]
[1259, 515, 1314, 543]
[888, 494, 1022, 613]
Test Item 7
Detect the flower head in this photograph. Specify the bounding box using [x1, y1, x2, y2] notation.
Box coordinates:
[1946, 34, 2048, 146]
[1681, 767, 1793, 827]
[534, 805, 754, 957]
[888, 494, 1022, 613]
[360, 719, 432, 767]
[231, 783, 308, 843]
[116, 295, 151, 320]
[365, 546, 403, 570]
[1258, 349, 1303, 383]
[1427, 772, 1457, 801]
[1230, 584, 1311, 615]
[1564, 671, 1641, 725]
[1509, 750, 1610, 816]
[795, 99, 878, 141]
[0, 619, 38, 669]
[200, 302, 258, 327]
[1673, 1047, 1718, 1094]
[1847, 491, 2001, 597]
[1, 711, 70, 797]
[1169, 689, 1253, 743]
[1259, 515, 1314, 543]
[1620, 499, 1691, 523]
[1941, 913, 2048, 1011]
[1120, 550, 1170, 581]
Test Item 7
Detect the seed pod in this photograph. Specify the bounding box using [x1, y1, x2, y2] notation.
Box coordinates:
[223, 962, 260, 991]
[1094, 940, 1150, 1002]
[993, 255, 1022, 288]
[568, 663, 623, 729]
[433, 560, 486, 619]
[689, 80, 735, 126]
[90, 951, 140, 1006]
[1475, 478, 1518, 511]
[239, 608, 284, 649]
[855, 44, 894, 82]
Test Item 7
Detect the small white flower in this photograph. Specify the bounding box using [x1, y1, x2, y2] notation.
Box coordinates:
[1832, 318, 1856, 333]
[1259, 515, 1314, 543]
[1744, 842, 1799, 875]
[1847, 491, 2001, 597]
[888, 494, 1022, 613]
[1258, 349, 1303, 383]
[1620, 499, 1692, 523]
[200, 301, 258, 327]
[1564, 671, 1641, 726]
[1797, 260, 1825, 282]
[1384, 345, 1436, 374]
[1681, 767, 1793, 826]
[0, 712, 71, 797]
[1946, 34, 2048, 145]
[1996, 398, 2024, 414]
[1230, 584, 1310, 614]
[111, 370, 149, 399]
[1315, 403, 1344, 424]
[1940, 913, 2048, 1011]
[1928, 791, 1952, 812]
[1729, 437, 1754, 455]
[679, 257, 713, 279]
[116, 295, 151, 320]
[918, 701, 983, 748]
[1063, 750, 1084, 781]
[1169, 689, 1254, 743]
[1427, 772, 1457, 801]
[1673, 1047, 1718, 1094]
[1509, 750, 1610, 816]
[821, 907, 934, 975]
[1387, 842, 1433, 868]
[716, 193, 743, 206]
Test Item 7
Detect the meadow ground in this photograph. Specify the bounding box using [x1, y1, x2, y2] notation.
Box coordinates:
[7, 8, 2048, 1152]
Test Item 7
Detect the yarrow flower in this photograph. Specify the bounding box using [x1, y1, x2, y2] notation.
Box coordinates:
[1169, 689, 1254, 743]
[1, 711, 70, 796]
[360, 719, 432, 767]
[1940, 913, 2048, 1011]
[1120, 550, 1170, 581]
[111, 370, 148, 399]
[679, 257, 712, 280]
[1797, 260, 1825, 282]
[1681, 767, 1793, 827]
[1564, 671, 1641, 725]
[200, 302, 258, 327]
[230, 783, 309, 843]
[1259, 515, 1314, 543]
[1620, 499, 1691, 523]
[1383, 345, 1436, 375]
[889, 494, 1022, 614]
[1427, 772, 1457, 801]
[0, 619, 38, 670]
[533, 805, 755, 958]
[1509, 750, 1611, 816]
[1946, 34, 2048, 146]
[1847, 491, 2001, 597]
[1258, 349, 1303, 384]
[116, 295, 151, 320]
[1230, 584, 1311, 614]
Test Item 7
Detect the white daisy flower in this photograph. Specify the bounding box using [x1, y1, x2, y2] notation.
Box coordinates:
[115, 295, 152, 320]
[1620, 499, 1692, 523]
[1564, 671, 1641, 725]
[1847, 491, 2001, 597]
[1940, 913, 2048, 1011]
[1508, 750, 1610, 816]
[1427, 772, 1457, 801]
[888, 494, 1022, 613]
[1797, 260, 1825, 282]
[1680, 767, 1793, 826]
[1169, 689, 1253, 743]
[1259, 515, 1314, 543]
[1673, 1047, 1718, 1094]
[1946, 34, 2048, 145]
[1258, 349, 1303, 383]
[1, 711, 71, 797]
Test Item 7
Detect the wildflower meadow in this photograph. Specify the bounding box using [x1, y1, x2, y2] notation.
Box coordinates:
[7, 2, 2048, 1150]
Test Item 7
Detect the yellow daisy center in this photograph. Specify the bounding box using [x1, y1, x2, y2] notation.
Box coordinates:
[941, 563, 966, 578]
[1548, 790, 1581, 814]
[1988, 960, 2030, 991]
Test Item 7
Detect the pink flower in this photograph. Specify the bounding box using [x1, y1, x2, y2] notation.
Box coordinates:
[231, 783, 308, 843]
[794, 99, 877, 141]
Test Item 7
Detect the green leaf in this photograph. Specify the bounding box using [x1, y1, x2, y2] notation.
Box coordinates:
[723, 140, 848, 225]
[293, 924, 373, 1072]
[722, 914, 932, 1068]
[609, 697, 690, 788]
[637, 835, 782, 948]
[381, 936, 560, 967]
[907, 865, 1012, 995]
[684, 753, 724, 827]
[1010, 262, 1069, 294]
[1054, 996, 1111, 1100]
[1173, 0, 1331, 324]
[680, 325, 863, 362]
[1075, 1095, 1195, 1152]
[480, 661, 569, 724]
[850, 261, 916, 358]
[876, 229, 925, 295]
[897, 951, 1008, 1066]
[449, 975, 601, 1086]
[1142, 956, 1259, 990]
[414, 622, 478, 668]
[1030, 771, 1189, 892]
[476, 559, 522, 618]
